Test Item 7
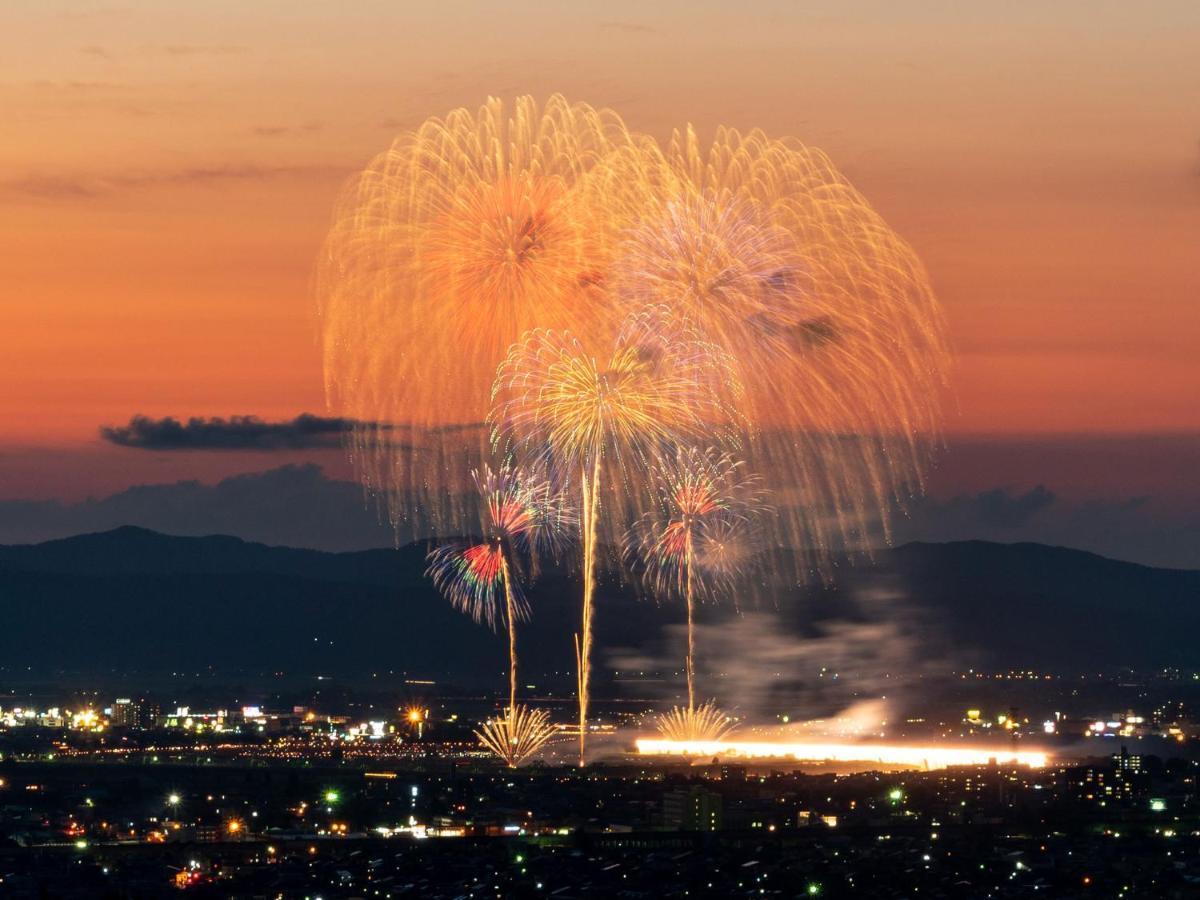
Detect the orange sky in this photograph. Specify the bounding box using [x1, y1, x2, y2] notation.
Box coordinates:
[1, 2, 1197, 491]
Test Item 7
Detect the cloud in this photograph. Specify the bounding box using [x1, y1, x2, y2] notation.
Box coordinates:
[162, 45, 247, 56]
[922, 485, 1057, 529]
[2, 163, 346, 201]
[897, 484, 1199, 570]
[0, 464, 395, 552]
[252, 122, 322, 138]
[101, 414, 359, 451]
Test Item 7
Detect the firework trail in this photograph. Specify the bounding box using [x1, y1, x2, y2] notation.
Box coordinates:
[316, 95, 647, 538]
[492, 310, 740, 764]
[425, 463, 571, 742]
[625, 447, 767, 734]
[607, 127, 950, 574]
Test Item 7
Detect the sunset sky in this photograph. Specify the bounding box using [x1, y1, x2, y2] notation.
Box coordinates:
[1, 2, 1197, 564]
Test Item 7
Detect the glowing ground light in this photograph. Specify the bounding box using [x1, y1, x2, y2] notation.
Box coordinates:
[635, 739, 1049, 769]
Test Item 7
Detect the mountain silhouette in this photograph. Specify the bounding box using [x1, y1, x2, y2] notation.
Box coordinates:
[0, 528, 1196, 682]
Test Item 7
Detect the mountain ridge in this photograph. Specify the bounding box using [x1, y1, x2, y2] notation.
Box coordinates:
[1, 528, 1196, 680]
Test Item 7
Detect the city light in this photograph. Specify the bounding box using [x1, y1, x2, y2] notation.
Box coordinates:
[636, 739, 1049, 769]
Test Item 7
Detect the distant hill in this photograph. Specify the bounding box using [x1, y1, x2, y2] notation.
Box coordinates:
[0, 528, 1196, 682]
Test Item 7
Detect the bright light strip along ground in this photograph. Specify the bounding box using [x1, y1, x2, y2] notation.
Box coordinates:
[636, 739, 1048, 769]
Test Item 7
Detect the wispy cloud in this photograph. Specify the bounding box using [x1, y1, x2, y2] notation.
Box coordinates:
[252, 122, 323, 138]
[2, 163, 346, 201]
[162, 44, 247, 56]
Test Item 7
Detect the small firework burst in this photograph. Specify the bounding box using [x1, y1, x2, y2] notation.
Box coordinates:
[626, 447, 769, 711]
[425, 463, 573, 629]
[656, 701, 736, 743]
[425, 540, 512, 628]
[626, 446, 768, 603]
[475, 704, 557, 768]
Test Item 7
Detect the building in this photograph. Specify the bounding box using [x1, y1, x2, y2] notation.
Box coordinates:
[661, 786, 723, 832]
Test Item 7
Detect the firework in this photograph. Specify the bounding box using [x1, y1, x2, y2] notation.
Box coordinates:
[475, 704, 557, 768]
[655, 701, 736, 743]
[425, 463, 571, 719]
[492, 310, 740, 764]
[316, 95, 646, 538]
[609, 126, 950, 571]
[625, 447, 767, 712]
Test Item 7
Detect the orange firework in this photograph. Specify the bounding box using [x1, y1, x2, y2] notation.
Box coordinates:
[609, 126, 950, 570]
[316, 95, 645, 537]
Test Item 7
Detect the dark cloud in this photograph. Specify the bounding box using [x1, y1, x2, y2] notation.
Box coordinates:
[926, 485, 1056, 529]
[897, 485, 1198, 570]
[101, 414, 358, 451]
[0, 465, 394, 552]
[0, 457, 1195, 570]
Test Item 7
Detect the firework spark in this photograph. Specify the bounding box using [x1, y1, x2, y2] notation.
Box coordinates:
[492, 310, 740, 765]
[319, 99, 951, 767]
[609, 128, 950, 574]
[625, 447, 767, 711]
[475, 704, 557, 768]
[316, 95, 645, 538]
[426, 463, 571, 725]
[655, 701, 736, 743]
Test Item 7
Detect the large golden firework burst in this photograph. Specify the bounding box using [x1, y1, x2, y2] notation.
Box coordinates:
[316, 95, 646, 537]
[609, 126, 950, 569]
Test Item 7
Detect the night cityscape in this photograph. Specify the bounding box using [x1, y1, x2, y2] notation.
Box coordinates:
[2, 666, 1200, 896]
[3, 1, 1198, 897]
